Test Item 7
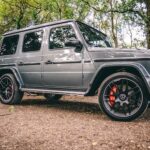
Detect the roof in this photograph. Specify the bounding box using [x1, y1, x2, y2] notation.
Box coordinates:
[3, 19, 75, 36]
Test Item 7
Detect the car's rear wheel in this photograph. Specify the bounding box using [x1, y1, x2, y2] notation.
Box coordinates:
[44, 94, 62, 103]
[98, 72, 148, 121]
[0, 74, 23, 105]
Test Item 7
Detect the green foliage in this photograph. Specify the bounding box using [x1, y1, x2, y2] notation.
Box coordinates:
[0, 0, 149, 48]
[0, 0, 92, 32]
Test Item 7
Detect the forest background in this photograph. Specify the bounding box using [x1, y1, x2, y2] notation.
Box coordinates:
[0, 0, 150, 49]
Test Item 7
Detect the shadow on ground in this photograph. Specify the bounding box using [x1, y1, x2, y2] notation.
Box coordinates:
[20, 98, 150, 121]
[21, 98, 102, 114]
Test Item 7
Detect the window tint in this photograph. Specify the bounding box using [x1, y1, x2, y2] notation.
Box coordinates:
[0, 35, 19, 56]
[23, 31, 43, 52]
[49, 26, 76, 49]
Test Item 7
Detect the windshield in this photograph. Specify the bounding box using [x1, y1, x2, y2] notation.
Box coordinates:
[77, 22, 112, 48]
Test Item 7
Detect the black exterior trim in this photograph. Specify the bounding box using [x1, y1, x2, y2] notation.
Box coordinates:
[18, 62, 41, 66]
[84, 60, 91, 63]
[21, 88, 85, 95]
[0, 64, 15, 67]
[45, 61, 82, 64]
[94, 58, 150, 62]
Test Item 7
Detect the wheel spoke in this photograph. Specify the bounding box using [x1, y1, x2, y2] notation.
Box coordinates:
[120, 79, 124, 91]
[128, 90, 140, 98]
[128, 86, 139, 93]
[125, 80, 129, 92]
[0, 80, 6, 89]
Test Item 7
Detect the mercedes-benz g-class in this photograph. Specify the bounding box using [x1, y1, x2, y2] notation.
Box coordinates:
[0, 19, 149, 121]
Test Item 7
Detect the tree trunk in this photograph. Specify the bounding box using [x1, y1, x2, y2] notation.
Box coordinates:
[109, 0, 118, 48]
[128, 23, 133, 48]
[55, 0, 62, 19]
[16, 17, 22, 29]
[145, 0, 150, 49]
[147, 23, 150, 49]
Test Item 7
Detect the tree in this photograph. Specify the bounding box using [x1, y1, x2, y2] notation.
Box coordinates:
[0, 0, 149, 49]
[83, 0, 121, 47]
[0, 0, 31, 30]
[83, 0, 150, 48]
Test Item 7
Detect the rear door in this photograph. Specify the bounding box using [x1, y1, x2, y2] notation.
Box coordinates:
[17, 29, 44, 88]
[42, 23, 83, 90]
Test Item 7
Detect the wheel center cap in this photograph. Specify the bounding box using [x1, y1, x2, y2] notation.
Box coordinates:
[119, 93, 127, 101]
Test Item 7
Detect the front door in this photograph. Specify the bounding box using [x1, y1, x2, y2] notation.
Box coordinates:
[43, 23, 83, 90]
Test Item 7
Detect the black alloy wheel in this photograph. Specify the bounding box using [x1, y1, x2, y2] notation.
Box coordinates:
[98, 72, 148, 121]
[0, 74, 23, 104]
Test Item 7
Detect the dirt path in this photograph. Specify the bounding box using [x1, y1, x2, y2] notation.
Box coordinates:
[0, 95, 150, 150]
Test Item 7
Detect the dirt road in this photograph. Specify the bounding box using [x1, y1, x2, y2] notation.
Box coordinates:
[0, 95, 150, 150]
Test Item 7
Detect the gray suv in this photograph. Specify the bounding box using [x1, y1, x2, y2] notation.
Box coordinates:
[0, 19, 149, 121]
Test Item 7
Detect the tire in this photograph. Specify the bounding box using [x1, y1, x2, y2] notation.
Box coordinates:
[98, 72, 148, 121]
[0, 73, 23, 105]
[44, 94, 62, 104]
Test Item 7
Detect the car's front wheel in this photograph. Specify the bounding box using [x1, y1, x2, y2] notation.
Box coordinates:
[0, 73, 23, 105]
[44, 94, 62, 103]
[98, 72, 148, 121]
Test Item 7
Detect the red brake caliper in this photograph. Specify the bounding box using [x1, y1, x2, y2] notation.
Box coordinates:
[109, 86, 117, 107]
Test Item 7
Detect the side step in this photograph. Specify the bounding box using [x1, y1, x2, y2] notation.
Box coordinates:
[21, 88, 85, 95]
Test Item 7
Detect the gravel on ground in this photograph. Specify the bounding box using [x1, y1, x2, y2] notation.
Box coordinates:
[0, 95, 150, 150]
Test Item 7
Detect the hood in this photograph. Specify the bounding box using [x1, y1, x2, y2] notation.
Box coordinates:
[88, 47, 150, 60]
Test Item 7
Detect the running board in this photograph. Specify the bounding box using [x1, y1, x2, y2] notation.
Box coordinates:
[21, 88, 85, 95]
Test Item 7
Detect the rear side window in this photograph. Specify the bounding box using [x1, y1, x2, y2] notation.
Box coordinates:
[23, 31, 43, 52]
[49, 26, 77, 49]
[0, 35, 19, 56]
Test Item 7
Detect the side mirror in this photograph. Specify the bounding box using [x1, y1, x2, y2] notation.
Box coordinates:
[65, 39, 83, 52]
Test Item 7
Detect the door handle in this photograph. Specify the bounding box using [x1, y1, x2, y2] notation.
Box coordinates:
[18, 61, 24, 65]
[45, 60, 53, 64]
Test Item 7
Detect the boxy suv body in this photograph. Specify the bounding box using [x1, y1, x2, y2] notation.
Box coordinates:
[0, 19, 150, 121]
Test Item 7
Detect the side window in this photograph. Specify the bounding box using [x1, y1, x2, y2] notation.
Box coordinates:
[0, 35, 19, 56]
[49, 26, 77, 49]
[23, 31, 43, 52]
